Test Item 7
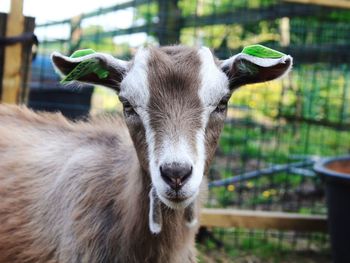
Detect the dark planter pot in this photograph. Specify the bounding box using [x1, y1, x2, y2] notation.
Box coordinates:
[314, 155, 350, 263]
[28, 87, 93, 121]
[28, 54, 94, 121]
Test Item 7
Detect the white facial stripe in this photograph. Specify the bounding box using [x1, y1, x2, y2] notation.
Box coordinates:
[190, 129, 205, 187]
[158, 136, 193, 165]
[119, 48, 150, 108]
[198, 47, 230, 108]
[191, 47, 230, 187]
[119, 48, 164, 206]
[142, 110, 161, 202]
[124, 49, 161, 201]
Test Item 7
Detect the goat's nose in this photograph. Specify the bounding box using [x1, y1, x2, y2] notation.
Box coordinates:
[160, 162, 192, 191]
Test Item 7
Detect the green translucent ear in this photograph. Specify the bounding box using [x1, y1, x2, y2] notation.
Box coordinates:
[61, 49, 110, 83]
[242, 44, 285, 59]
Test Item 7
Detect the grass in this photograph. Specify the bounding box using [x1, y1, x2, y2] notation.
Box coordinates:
[197, 228, 331, 263]
[197, 249, 331, 263]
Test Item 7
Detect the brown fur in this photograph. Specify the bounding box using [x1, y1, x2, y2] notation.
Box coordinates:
[147, 46, 203, 160]
[0, 105, 203, 263]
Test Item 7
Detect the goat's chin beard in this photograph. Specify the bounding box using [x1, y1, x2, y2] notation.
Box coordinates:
[149, 187, 198, 234]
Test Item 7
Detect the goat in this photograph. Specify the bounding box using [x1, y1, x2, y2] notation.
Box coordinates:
[0, 45, 292, 263]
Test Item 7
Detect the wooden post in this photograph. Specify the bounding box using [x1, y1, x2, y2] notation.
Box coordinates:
[1, 0, 24, 103]
[69, 15, 82, 54]
[279, 17, 290, 47]
[0, 13, 7, 99]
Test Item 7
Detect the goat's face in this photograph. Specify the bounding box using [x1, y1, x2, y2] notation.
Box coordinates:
[52, 45, 292, 209]
[119, 47, 230, 208]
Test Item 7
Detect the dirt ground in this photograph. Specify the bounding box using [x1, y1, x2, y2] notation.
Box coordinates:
[199, 250, 331, 263]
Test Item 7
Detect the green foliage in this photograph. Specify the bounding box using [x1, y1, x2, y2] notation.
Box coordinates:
[135, 2, 158, 24]
[329, 10, 350, 22]
[180, 20, 280, 49]
[179, 0, 278, 16]
[290, 18, 350, 45]
[80, 26, 116, 52]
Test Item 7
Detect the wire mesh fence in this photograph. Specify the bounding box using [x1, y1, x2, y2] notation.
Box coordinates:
[15, 0, 350, 261]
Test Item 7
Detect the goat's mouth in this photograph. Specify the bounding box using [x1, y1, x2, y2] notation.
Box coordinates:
[166, 194, 188, 203]
[157, 190, 198, 209]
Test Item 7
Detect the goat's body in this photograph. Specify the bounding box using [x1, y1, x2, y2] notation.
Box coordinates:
[0, 44, 292, 263]
[0, 105, 199, 263]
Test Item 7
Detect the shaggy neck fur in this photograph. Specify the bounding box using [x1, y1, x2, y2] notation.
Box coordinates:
[0, 105, 202, 263]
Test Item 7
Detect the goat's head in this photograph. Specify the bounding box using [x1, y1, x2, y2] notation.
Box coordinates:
[52, 45, 292, 209]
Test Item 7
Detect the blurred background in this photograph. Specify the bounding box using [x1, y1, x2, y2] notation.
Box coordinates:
[1, 0, 350, 262]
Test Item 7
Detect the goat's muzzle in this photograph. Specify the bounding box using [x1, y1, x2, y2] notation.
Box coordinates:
[159, 162, 192, 191]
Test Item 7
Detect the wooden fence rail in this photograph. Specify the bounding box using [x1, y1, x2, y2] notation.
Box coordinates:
[200, 208, 328, 232]
[284, 0, 350, 9]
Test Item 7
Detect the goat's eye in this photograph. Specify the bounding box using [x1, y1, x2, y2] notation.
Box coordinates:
[120, 97, 138, 117]
[214, 100, 228, 114]
[124, 103, 137, 116]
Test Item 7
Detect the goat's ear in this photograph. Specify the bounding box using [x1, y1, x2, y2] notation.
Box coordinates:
[51, 49, 129, 92]
[220, 45, 293, 90]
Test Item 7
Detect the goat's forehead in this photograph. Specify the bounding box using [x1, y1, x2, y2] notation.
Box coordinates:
[120, 46, 229, 107]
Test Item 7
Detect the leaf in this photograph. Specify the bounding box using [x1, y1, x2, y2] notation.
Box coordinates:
[70, 48, 96, 58]
[242, 44, 285, 59]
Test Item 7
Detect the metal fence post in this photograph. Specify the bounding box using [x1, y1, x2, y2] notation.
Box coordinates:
[157, 0, 182, 45]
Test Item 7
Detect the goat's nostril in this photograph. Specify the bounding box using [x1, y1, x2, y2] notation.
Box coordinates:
[160, 163, 192, 191]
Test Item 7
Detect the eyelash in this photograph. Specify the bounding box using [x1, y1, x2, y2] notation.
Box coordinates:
[213, 98, 229, 114]
[119, 97, 139, 117]
[119, 97, 228, 116]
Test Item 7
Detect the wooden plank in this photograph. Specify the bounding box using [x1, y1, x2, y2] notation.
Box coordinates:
[284, 0, 350, 9]
[200, 208, 328, 232]
[2, 0, 24, 104]
[0, 13, 8, 100]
